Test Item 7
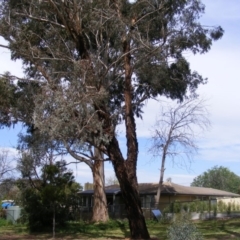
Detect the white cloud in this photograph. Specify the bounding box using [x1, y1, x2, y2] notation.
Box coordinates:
[0, 147, 18, 157]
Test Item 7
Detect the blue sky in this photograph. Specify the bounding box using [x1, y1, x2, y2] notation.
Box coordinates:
[0, 0, 240, 187]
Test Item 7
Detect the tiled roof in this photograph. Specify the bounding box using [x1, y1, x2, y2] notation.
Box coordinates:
[138, 182, 240, 197]
[79, 182, 240, 197]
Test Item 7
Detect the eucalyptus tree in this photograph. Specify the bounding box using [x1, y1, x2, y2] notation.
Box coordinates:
[149, 98, 210, 206]
[0, 0, 223, 238]
[0, 73, 40, 127]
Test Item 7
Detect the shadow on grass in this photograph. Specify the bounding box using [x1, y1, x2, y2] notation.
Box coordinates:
[56, 220, 130, 239]
[2, 218, 240, 239]
[196, 218, 240, 240]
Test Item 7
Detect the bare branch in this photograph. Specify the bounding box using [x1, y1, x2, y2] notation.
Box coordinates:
[63, 140, 93, 169]
[149, 97, 211, 204]
[0, 150, 15, 182]
[14, 12, 65, 29]
[0, 44, 10, 49]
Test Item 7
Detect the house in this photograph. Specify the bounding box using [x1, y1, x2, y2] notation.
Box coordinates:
[138, 182, 240, 210]
[78, 182, 240, 219]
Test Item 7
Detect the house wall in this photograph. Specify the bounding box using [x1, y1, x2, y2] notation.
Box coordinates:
[217, 197, 240, 206]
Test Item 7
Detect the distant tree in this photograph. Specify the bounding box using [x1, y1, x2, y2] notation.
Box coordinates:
[18, 160, 82, 236]
[0, 178, 19, 200]
[106, 174, 119, 186]
[191, 166, 240, 194]
[0, 149, 15, 182]
[149, 98, 210, 205]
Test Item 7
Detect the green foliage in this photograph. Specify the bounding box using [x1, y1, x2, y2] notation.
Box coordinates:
[167, 213, 203, 240]
[217, 200, 224, 212]
[0, 73, 41, 128]
[0, 218, 13, 227]
[18, 161, 82, 231]
[191, 166, 240, 193]
[173, 201, 181, 213]
[2, 218, 240, 239]
[189, 201, 197, 212]
[0, 0, 224, 139]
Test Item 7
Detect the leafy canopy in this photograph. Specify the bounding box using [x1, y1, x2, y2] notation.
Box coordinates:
[191, 166, 240, 194]
[0, 0, 224, 147]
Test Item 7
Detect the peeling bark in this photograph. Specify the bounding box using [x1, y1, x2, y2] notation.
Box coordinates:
[106, 37, 150, 239]
[91, 148, 109, 222]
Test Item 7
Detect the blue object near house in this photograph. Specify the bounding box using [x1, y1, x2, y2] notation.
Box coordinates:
[152, 209, 162, 221]
[1, 200, 14, 209]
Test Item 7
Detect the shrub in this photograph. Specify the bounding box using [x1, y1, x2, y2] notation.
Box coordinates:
[167, 213, 203, 240]
[0, 218, 13, 227]
[236, 203, 240, 211]
[227, 202, 231, 215]
[182, 203, 189, 212]
[217, 200, 224, 212]
[213, 205, 217, 217]
[163, 205, 171, 214]
[189, 202, 197, 212]
[200, 201, 208, 213]
[193, 200, 202, 213]
[0, 208, 6, 218]
[173, 201, 181, 213]
[18, 162, 82, 231]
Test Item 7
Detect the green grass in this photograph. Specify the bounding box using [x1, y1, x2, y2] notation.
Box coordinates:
[1, 217, 240, 239]
[196, 218, 240, 239]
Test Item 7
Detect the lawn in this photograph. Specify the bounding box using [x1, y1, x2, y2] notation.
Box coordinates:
[1, 217, 240, 239]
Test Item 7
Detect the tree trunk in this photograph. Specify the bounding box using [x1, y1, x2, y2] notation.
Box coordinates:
[52, 204, 55, 239]
[106, 36, 150, 239]
[156, 152, 166, 208]
[101, 35, 150, 237]
[91, 148, 109, 222]
[108, 137, 150, 239]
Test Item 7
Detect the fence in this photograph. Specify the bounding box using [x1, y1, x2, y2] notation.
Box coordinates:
[73, 199, 240, 221]
[72, 204, 127, 221]
[6, 206, 21, 223]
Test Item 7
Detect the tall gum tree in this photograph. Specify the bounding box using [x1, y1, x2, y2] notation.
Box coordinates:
[0, 1, 223, 238]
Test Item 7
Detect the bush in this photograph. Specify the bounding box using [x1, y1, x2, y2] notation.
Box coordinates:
[217, 200, 224, 212]
[167, 213, 203, 240]
[18, 162, 82, 232]
[199, 201, 208, 213]
[227, 202, 231, 215]
[0, 208, 6, 218]
[0, 218, 13, 227]
[191, 200, 202, 213]
[189, 202, 197, 212]
[182, 203, 189, 212]
[173, 201, 181, 213]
